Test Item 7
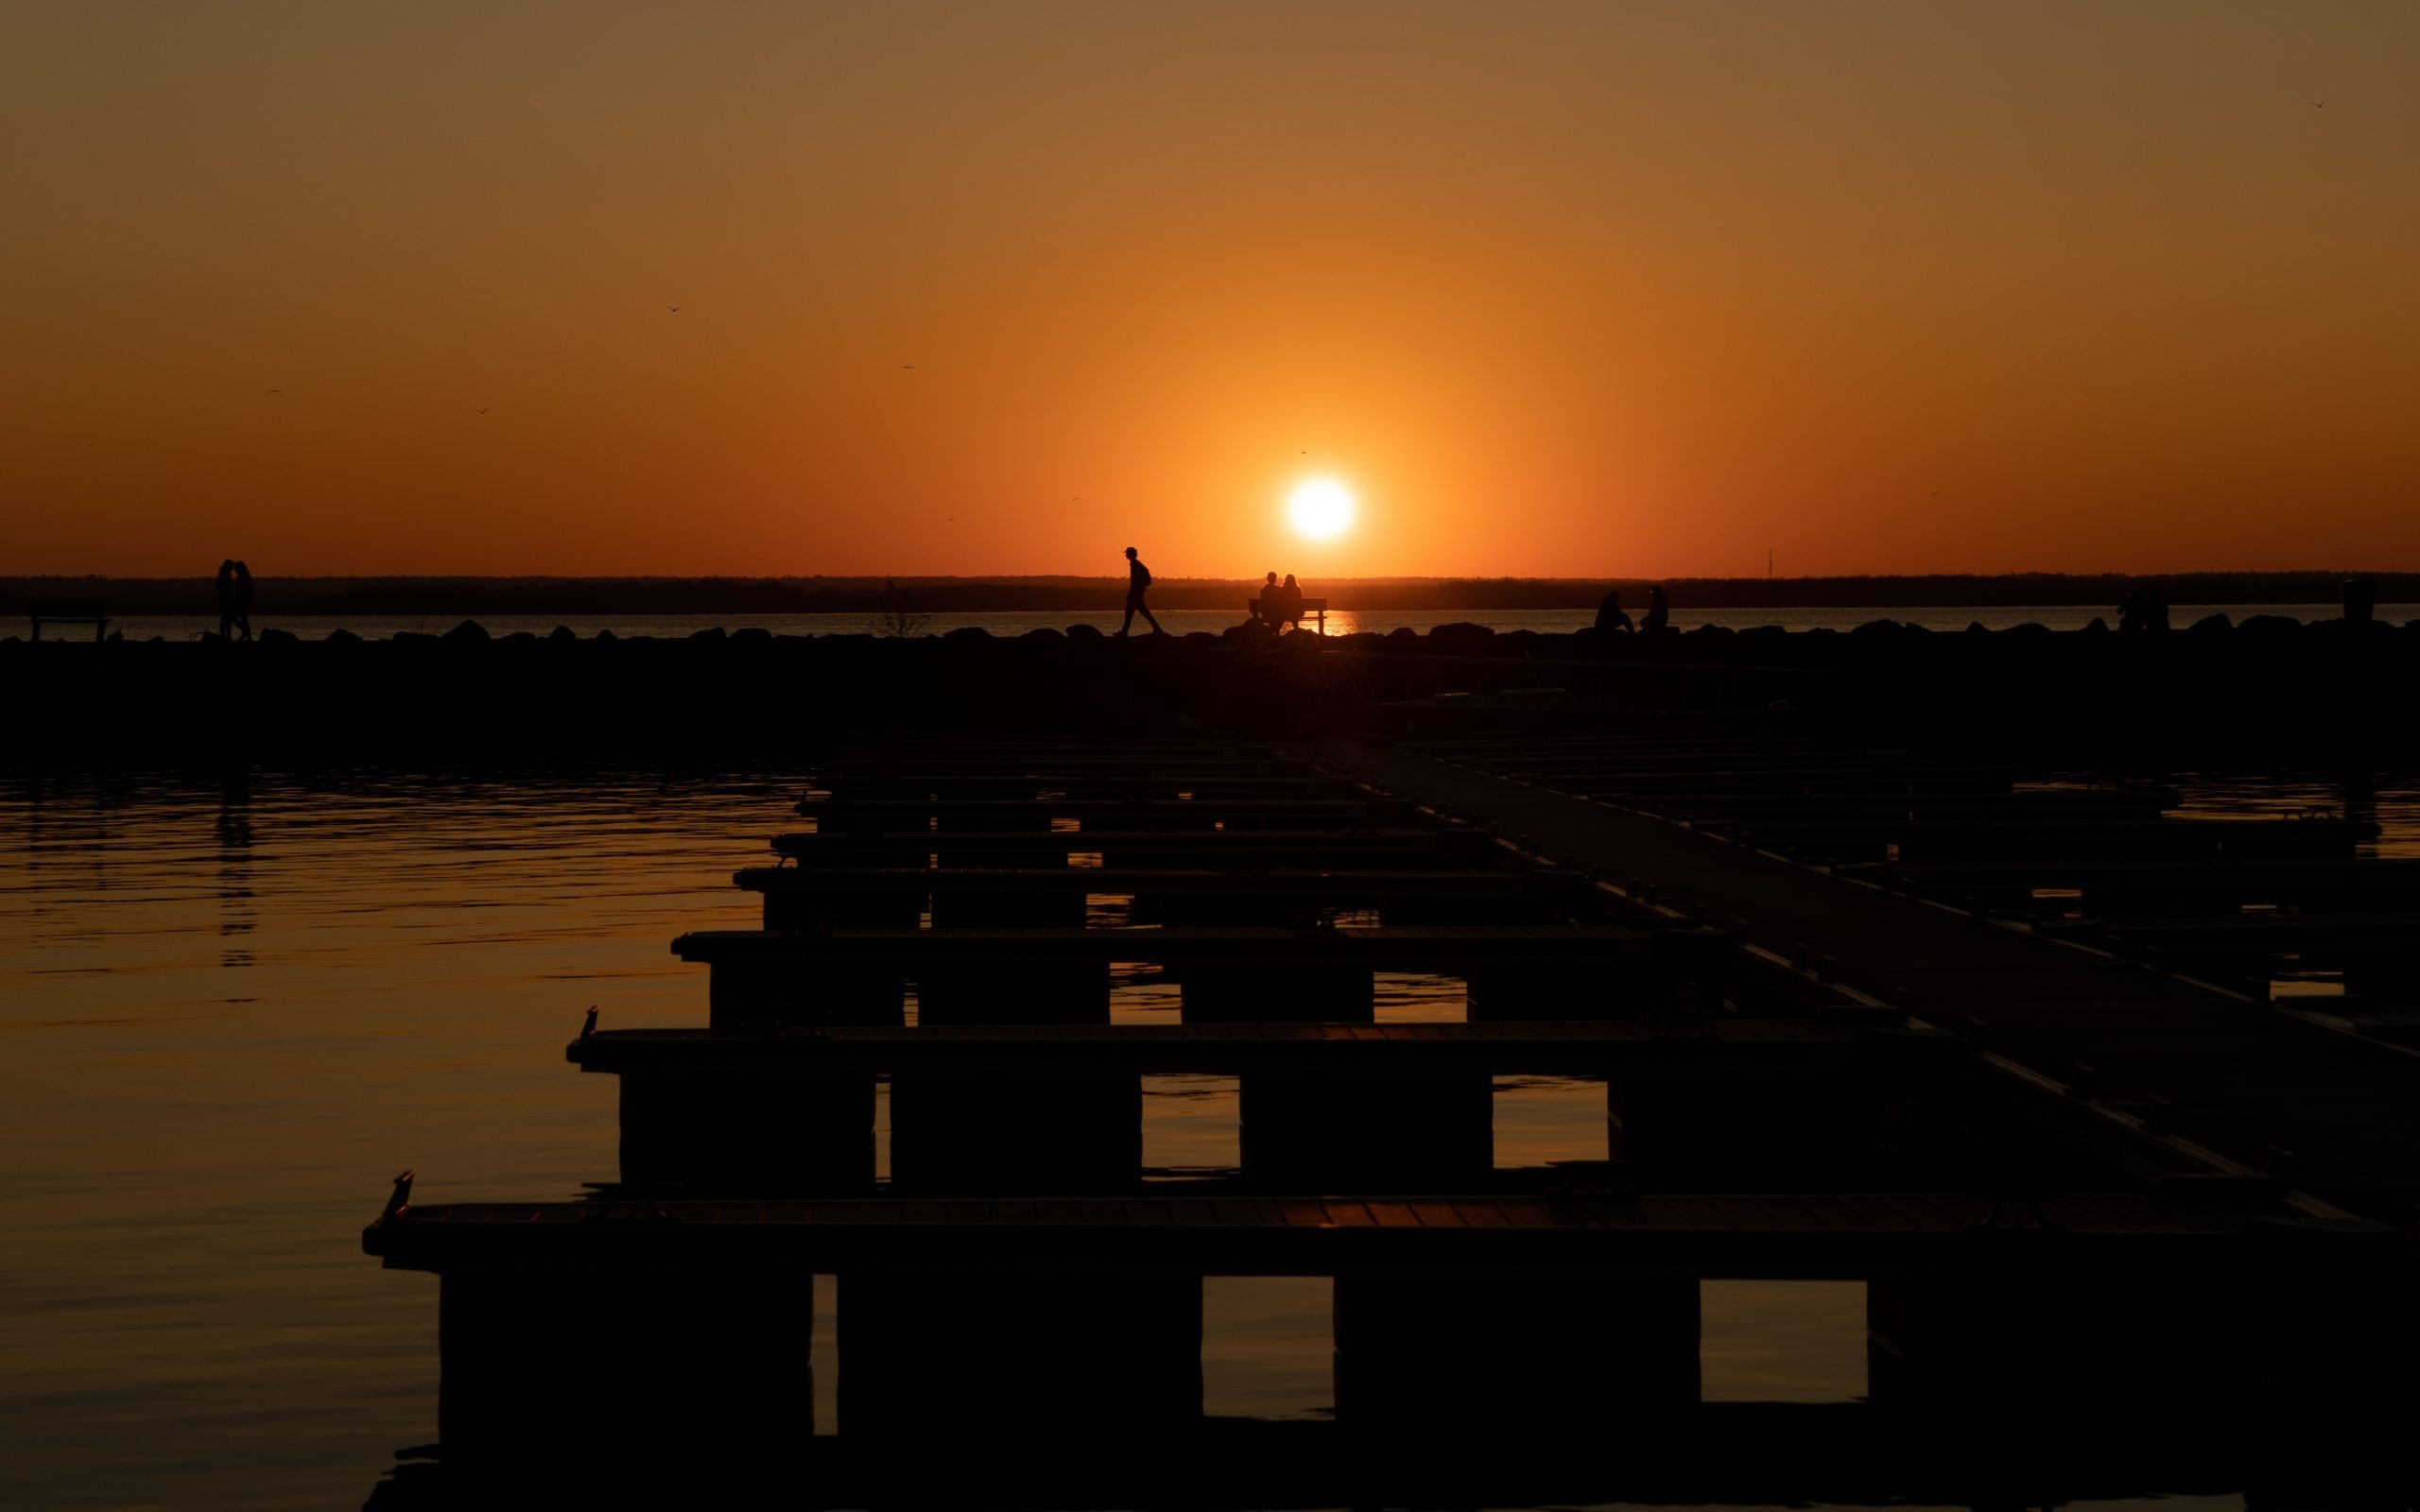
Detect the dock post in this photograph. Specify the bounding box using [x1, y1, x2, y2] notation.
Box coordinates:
[1609, 1069, 1867, 1183]
[1374, 894, 1547, 926]
[888, 1071, 1140, 1193]
[1865, 1274, 2231, 1418]
[1240, 1072, 1493, 1188]
[764, 887, 924, 931]
[2342, 956, 2420, 1008]
[891, 961, 1131, 1192]
[838, 1273, 1201, 1439]
[706, 960, 905, 1030]
[1180, 962, 1374, 1023]
[926, 888, 1088, 928]
[1464, 965, 1625, 1021]
[1150, 891, 1293, 926]
[1183, 959, 1488, 1189]
[1333, 1271, 1700, 1429]
[927, 809, 1057, 868]
[438, 1268, 814, 1475]
[914, 962, 1112, 1025]
[619, 1070, 877, 1195]
[935, 809, 1058, 833]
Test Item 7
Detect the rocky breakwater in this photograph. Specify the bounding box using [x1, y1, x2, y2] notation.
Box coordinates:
[6, 614, 2416, 768]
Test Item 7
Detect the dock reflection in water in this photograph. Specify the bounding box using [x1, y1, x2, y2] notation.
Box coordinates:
[1, 772, 797, 1510]
[7, 768, 2373, 1508]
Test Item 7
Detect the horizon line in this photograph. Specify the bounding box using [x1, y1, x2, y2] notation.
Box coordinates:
[9, 568, 2414, 585]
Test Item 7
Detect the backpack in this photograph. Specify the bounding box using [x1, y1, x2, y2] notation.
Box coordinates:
[1133, 560, 1151, 589]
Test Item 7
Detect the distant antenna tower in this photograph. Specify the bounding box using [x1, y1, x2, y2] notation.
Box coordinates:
[1767, 548, 1772, 579]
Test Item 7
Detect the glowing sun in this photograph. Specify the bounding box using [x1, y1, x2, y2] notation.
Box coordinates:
[1287, 478, 1356, 540]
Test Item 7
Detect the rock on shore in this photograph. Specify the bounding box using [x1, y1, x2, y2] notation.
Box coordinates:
[6, 618, 2415, 769]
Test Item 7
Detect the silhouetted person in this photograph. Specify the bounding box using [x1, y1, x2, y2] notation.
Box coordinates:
[1256, 571, 1281, 627]
[2345, 577, 2377, 627]
[1595, 588, 1634, 633]
[1642, 584, 1669, 635]
[2120, 588, 2177, 633]
[233, 560, 256, 642]
[1117, 546, 1165, 636]
[215, 560, 238, 639]
[1276, 573, 1305, 629]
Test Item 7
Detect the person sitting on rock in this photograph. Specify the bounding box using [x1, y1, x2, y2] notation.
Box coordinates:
[1595, 588, 1634, 633]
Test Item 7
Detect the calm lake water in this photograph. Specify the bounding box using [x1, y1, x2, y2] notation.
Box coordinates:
[4, 767, 2394, 1508]
[88, 602, 2419, 642]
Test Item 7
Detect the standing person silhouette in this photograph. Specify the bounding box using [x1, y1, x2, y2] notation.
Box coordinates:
[1117, 546, 1165, 636]
[215, 561, 238, 639]
[233, 560, 256, 642]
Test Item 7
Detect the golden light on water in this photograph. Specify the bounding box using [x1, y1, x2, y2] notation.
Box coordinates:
[1286, 478, 1356, 541]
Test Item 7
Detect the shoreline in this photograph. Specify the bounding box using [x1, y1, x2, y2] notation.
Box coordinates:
[9, 616, 2417, 772]
[20, 602, 2420, 644]
[9, 571, 2416, 619]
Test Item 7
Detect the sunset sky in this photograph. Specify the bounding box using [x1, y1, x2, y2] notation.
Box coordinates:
[6, 2, 2416, 578]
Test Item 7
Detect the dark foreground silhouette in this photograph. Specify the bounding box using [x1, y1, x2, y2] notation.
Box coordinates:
[5, 611, 2417, 769]
[356, 1406, 2399, 1508]
[1116, 546, 1165, 636]
[15, 569, 2416, 617]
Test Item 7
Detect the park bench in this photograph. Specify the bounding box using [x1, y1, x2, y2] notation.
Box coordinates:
[1248, 594, 1328, 634]
[27, 603, 108, 642]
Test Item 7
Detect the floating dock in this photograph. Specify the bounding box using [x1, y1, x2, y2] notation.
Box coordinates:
[1335, 723, 2420, 1216]
[360, 725, 2420, 1503]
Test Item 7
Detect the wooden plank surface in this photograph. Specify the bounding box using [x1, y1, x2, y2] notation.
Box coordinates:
[674, 923, 1691, 971]
[363, 1190, 2381, 1277]
[567, 1019, 1874, 1076]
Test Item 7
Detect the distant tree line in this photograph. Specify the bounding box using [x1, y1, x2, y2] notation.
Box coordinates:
[5, 571, 2411, 617]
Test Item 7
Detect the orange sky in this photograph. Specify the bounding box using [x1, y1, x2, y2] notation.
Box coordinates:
[5, 2, 2416, 578]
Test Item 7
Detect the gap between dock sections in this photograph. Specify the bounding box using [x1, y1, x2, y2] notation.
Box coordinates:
[1305, 738, 2420, 1223]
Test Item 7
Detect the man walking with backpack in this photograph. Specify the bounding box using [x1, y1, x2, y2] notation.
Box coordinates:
[1116, 545, 1167, 636]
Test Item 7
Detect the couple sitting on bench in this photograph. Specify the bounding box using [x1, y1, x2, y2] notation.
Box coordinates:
[1250, 573, 1323, 634]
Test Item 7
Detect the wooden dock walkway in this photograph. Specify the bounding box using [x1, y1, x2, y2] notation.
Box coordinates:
[736, 864, 1580, 927]
[674, 922, 1694, 969]
[769, 825, 1497, 867]
[798, 796, 1402, 828]
[813, 755, 1314, 775]
[735, 864, 1571, 899]
[1836, 855, 2420, 911]
[1322, 736, 2420, 1219]
[365, 1187, 2378, 1278]
[357, 728, 2420, 1501]
[1685, 816, 2371, 863]
[810, 774, 1349, 799]
[567, 1017, 1884, 1075]
[365, 1409, 2398, 1508]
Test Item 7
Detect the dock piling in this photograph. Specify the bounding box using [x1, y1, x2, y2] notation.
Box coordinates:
[1333, 1272, 1701, 1428]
